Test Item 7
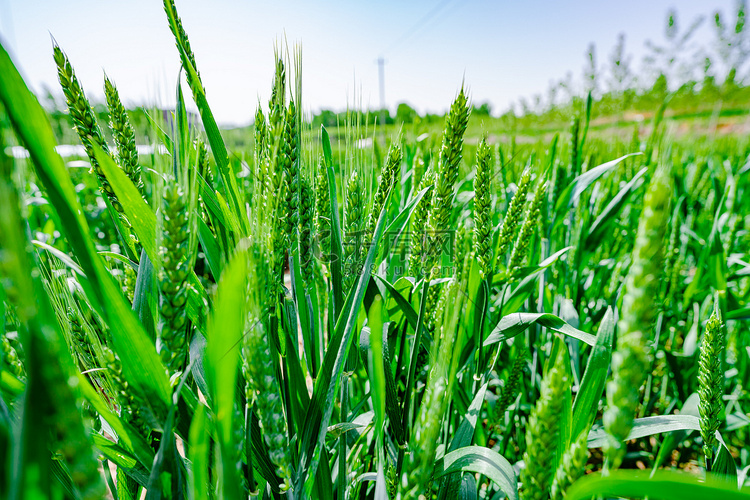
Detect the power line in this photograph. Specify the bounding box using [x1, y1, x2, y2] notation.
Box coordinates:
[375, 0, 460, 124]
[383, 0, 457, 56]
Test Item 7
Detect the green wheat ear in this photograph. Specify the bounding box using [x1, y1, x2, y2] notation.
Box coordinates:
[255, 105, 269, 163]
[509, 177, 547, 272]
[365, 143, 402, 246]
[298, 174, 314, 286]
[158, 177, 191, 376]
[698, 307, 724, 470]
[519, 343, 570, 500]
[473, 137, 494, 279]
[163, 0, 202, 84]
[242, 283, 292, 492]
[425, 87, 470, 278]
[408, 166, 435, 278]
[314, 155, 331, 270]
[268, 57, 287, 141]
[53, 47, 113, 194]
[53, 45, 140, 252]
[492, 341, 526, 427]
[283, 99, 300, 237]
[0, 332, 24, 380]
[495, 167, 531, 265]
[104, 76, 143, 194]
[550, 431, 589, 500]
[604, 164, 671, 470]
[343, 169, 365, 290]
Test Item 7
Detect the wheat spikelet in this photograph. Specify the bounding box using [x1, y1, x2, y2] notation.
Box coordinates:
[569, 116, 580, 174]
[243, 317, 292, 489]
[255, 105, 269, 163]
[509, 178, 547, 271]
[53, 46, 112, 194]
[104, 76, 143, 193]
[298, 175, 314, 285]
[519, 346, 570, 500]
[604, 165, 671, 470]
[283, 99, 300, 237]
[492, 344, 526, 426]
[473, 138, 494, 278]
[698, 309, 724, 468]
[163, 0, 202, 84]
[67, 307, 95, 368]
[365, 143, 402, 245]
[550, 431, 589, 500]
[496, 168, 531, 264]
[53, 46, 140, 252]
[343, 170, 365, 290]
[425, 88, 470, 279]
[408, 167, 435, 278]
[314, 155, 331, 268]
[0, 332, 24, 380]
[158, 178, 190, 376]
[268, 58, 287, 142]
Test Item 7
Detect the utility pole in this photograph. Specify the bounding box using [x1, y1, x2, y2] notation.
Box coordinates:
[377, 56, 386, 139]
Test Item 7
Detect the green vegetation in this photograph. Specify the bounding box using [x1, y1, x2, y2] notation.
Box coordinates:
[1, 1, 750, 500]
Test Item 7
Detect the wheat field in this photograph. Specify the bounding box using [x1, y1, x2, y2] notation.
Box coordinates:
[0, 1, 749, 499]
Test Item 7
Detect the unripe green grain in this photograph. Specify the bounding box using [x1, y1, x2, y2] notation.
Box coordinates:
[123, 265, 137, 304]
[314, 156, 331, 267]
[550, 160, 566, 214]
[493, 345, 526, 426]
[408, 168, 435, 278]
[473, 138, 494, 279]
[298, 175, 314, 286]
[53, 46, 111, 193]
[255, 105, 269, 165]
[569, 116, 580, 175]
[104, 76, 143, 193]
[344, 170, 365, 290]
[268, 58, 286, 142]
[0, 333, 24, 380]
[604, 166, 671, 470]
[425, 89, 470, 277]
[453, 224, 472, 281]
[519, 347, 570, 500]
[496, 168, 532, 265]
[54, 46, 140, 251]
[68, 307, 95, 368]
[550, 431, 589, 500]
[163, 0, 201, 83]
[283, 99, 300, 236]
[365, 144, 402, 245]
[698, 310, 724, 468]
[509, 179, 547, 272]
[158, 178, 191, 375]
[242, 318, 292, 489]
[412, 147, 426, 190]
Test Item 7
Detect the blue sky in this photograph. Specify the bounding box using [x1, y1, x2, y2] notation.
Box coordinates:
[0, 0, 736, 126]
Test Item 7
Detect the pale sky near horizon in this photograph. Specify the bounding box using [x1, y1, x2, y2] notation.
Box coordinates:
[0, 0, 737, 127]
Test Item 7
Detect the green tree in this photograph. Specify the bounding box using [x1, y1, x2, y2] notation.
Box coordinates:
[395, 102, 418, 123]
